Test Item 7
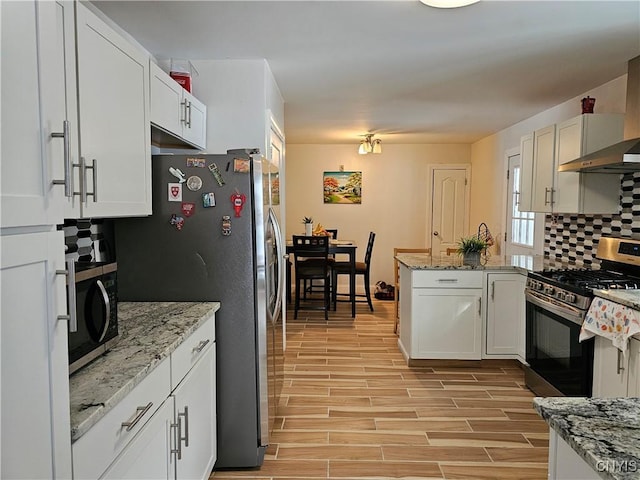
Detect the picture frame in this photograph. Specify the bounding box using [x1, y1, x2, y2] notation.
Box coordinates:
[323, 171, 362, 204]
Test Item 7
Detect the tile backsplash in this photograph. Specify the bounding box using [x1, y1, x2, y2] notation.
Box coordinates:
[544, 172, 640, 265]
[61, 218, 114, 263]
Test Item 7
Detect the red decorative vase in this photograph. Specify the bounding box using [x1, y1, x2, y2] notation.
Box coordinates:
[581, 96, 596, 114]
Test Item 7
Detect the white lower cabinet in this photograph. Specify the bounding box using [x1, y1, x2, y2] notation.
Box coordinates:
[172, 344, 217, 479]
[592, 335, 640, 397]
[1, 231, 72, 479]
[72, 316, 216, 480]
[101, 398, 173, 480]
[399, 267, 482, 360]
[484, 272, 526, 360]
[547, 429, 601, 480]
[102, 345, 216, 480]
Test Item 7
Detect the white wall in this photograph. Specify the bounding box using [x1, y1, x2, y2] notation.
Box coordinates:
[286, 144, 470, 288]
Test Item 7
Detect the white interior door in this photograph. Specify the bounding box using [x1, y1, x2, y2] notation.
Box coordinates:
[430, 166, 470, 255]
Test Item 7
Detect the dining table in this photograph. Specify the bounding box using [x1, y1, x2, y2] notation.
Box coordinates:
[285, 238, 358, 318]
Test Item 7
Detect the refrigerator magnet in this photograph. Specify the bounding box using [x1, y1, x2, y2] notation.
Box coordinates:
[186, 175, 203, 192]
[222, 215, 231, 236]
[186, 157, 206, 168]
[168, 183, 183, 202]
[208, 163, 225, 186]
[233, 158, 250, 173]
[202, 192, 216, 208]
[169, 214, 185, 231]
[169, 166, 186, 183]
[231, 192, 246, 217]
[181, 202, 196, 217]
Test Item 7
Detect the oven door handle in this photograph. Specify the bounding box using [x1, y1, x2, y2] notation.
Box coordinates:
[525, 289, 585, 326]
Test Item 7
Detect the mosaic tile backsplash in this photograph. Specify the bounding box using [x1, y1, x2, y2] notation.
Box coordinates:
[61, 219, 114, 263]
[545, 172, 640, 265]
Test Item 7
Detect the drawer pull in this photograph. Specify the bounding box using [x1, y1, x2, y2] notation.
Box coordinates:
[192, 339, 211, 354]
[437, 278, 458, 283]
[121, 402, 153, 431]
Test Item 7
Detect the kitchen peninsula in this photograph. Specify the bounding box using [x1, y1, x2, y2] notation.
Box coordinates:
[396, 253, 551, 364]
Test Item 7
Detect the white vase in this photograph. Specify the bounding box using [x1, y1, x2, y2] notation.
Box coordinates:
[305, 223, 313, 236]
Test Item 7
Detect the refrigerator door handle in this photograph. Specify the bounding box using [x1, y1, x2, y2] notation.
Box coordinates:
[269, 208, 284, 323]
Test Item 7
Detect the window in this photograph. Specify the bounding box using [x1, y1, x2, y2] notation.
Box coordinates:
[510, 165, 535, 247]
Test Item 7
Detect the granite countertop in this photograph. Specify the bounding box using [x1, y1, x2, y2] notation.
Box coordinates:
[395, 253, 550, 272]
[592, 289, 640, 310]
[534, 397, 640, 480]
[69, 301, 221, 442]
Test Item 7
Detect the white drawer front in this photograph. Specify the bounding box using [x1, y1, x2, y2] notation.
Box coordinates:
[72, 360, 170, 480]
[412, 270, 483, 288]
[171, 315, 215, 390]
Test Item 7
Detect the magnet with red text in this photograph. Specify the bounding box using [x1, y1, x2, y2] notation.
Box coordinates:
[169, 214, 185, 231]
[222, 215, 231, 236]
[230, 191, 246, 217]
[168, 183, 182, 202]
[181, 202, 196, 217]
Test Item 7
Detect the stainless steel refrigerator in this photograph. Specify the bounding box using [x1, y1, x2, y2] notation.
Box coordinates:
[114, 150, 285, 469]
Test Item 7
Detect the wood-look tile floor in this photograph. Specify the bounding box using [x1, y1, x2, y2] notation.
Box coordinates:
[211, 299, 549, 479]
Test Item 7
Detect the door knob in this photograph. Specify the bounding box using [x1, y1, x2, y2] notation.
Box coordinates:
[433, 231, 439, 236]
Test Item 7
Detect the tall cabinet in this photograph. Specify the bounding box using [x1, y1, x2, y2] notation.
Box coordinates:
[1, 1, 72, 477]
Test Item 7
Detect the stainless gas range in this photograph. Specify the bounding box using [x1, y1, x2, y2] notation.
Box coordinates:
[525, 237, 640, 397]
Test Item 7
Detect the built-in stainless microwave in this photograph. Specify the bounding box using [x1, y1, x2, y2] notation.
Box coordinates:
[67, 262, 119, 374]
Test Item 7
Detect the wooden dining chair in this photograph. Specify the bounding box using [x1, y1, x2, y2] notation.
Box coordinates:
[332, 232, 376, 312]
[393, 247, 431, 334]
[292, 235, 332, 320]
[304, 229, 338, 297]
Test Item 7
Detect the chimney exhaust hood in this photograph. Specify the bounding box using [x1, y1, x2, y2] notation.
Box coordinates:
[558, 55, 640, 174]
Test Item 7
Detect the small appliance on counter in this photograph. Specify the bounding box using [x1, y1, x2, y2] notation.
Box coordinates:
[67, 261, 119, 374]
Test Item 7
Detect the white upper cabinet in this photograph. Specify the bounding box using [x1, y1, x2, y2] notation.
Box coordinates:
[150, 61, 207, 150]
[75, 2, 151, 218]
[1, 0, 77, 228]
[519, 113, 624, 214]
[554, 114, 624, 214]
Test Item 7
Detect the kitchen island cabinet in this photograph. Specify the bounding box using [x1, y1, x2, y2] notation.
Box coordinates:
[395, 254, 537, 364]
[484, 272, 526, 360]
[399, 266, 483, 361]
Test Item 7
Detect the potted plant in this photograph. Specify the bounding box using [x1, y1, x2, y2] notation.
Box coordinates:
[302, 216, 314, 236]
[456, 235, 489, 266]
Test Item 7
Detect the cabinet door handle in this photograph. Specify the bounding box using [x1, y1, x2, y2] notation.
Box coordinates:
[478, 297, 482, 316]
[544, 187, 552, 206]
[514, 190, 520, 206]
[121, 402, 153, 431]
[181, 100, 188, 126]
[51, 120, 73, 197]
[192, 339, 210, 354]
[179, 406, 189, 448]
[186, 100, 192, 128]
[85, 159, 97, 202]
[171, 416, 183, 460]
[617, 348, 625, 374]
[491, 281, 495, 301]
[56, 259, 77, 332]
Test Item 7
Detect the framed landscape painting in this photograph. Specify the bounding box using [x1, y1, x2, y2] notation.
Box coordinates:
[323, 171, 362, 204]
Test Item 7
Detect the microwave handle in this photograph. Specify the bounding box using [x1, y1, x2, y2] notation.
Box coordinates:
[95, 279, 111, 342]
[57, 260, 78, 333]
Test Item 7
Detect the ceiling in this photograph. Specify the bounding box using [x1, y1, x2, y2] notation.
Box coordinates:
[93, 0, 640, 145]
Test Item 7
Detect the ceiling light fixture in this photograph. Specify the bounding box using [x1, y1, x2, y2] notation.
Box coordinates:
[358, 134, 382, 155]
[419, 0, 479, 8]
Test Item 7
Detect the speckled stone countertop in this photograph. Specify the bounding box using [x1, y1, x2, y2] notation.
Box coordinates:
[592, 289, 640, 310]
[394, 253, 570, 272]
[69, 301, 220, 442]
[534, 397, 640, 480]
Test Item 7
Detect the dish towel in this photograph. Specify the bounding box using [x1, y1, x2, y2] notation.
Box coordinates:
[580, 297, 640, 354]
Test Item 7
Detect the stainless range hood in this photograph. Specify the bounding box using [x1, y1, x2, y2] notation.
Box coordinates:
[558, 55, 640, 173]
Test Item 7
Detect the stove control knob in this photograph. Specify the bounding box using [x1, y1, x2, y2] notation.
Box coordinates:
[544, 286, 555, 295]
[565, 293, 576, 304]
[557, 291, 566, 301]
[536, 282, 544, 291]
